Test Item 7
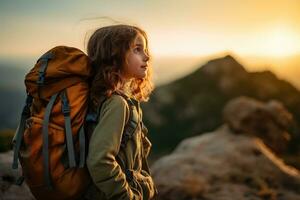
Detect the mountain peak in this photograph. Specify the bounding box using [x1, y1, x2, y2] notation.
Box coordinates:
[200, 55, 247, 77]
[219, 54, 236, 61]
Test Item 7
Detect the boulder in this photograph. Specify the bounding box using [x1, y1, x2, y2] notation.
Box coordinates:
[151, 96, 300, 200]
[223, 96, 294, 154]
[151, 125, 300, 200]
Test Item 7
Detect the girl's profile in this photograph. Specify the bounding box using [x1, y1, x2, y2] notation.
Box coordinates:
[84, 24, 158, 200]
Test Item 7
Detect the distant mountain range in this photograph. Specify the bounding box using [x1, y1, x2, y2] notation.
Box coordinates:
[142, 55, 300, 155]
[152, 53, 300, 90]
[0, 55, 299, 157]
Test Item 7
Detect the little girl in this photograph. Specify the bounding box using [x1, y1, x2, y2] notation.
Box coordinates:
[84, 24, 157, 200]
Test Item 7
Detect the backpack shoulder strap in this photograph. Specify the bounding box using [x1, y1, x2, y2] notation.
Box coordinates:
[85, 92, 140, 149]
[85, 95, 107, 123]
[119, 95, 139, 149]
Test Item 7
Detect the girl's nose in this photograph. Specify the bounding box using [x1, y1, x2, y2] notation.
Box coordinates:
[144, 53, 149, 62]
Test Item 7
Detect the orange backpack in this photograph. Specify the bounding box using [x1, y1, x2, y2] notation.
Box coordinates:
[12, 46, 141, 200]
[12, 46, 93, 200]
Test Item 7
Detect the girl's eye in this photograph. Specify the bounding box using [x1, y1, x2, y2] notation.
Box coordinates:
[134, 46, 149, 57]
[134, 47, 142, 53]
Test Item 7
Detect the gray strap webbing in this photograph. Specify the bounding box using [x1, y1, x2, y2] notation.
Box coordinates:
[36, 52, 53, 85]
[60, 90, 76, 168]
[12, 95, 33, 169]
[42, 93, 58, 188]
[78, 125, 85, 168]
[120, 97, 139, 149]
[36, 52, 53, 98]
[37, 60, 48, 85]
[12, 119, 26, 169]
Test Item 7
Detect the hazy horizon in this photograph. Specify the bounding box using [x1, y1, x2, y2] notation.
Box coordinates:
[1, 0, 299, 89]
[1, 52, 299, 90]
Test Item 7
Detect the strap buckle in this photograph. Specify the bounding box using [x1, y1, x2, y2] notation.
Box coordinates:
[37, 72, 45, 85]
[62, 104, 70, 116]
[60, 91, 70, 116]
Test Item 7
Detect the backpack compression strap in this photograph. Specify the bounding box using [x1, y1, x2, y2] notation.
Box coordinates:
[42, 93, 59, 188]
[43, 90, 85, 188]
[60, 91, 76, 168]
[59, 90, 86, 168]
[12, 95, 33, 169]
[60, 90, 86, 168]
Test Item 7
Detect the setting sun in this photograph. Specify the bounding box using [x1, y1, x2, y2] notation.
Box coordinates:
[264, 27, 300, 57]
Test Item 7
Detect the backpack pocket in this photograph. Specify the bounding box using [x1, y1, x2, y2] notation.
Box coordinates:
[21, 116, 66, 187]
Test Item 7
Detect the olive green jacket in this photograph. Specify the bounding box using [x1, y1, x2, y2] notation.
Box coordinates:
[84, 94, 157, 200]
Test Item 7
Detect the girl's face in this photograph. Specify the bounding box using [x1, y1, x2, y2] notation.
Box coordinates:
[122, 33, 149, 80]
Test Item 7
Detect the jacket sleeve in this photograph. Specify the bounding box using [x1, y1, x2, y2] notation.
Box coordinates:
[86, 95, 142, 200]
[134, 170, 157, 199]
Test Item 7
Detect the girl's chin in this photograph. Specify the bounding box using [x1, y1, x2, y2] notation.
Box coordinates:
[136, 72, 147, 79]
[122, 72, 146, 80]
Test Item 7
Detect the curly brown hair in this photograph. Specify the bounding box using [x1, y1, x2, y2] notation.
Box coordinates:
[87, 24, 154, 108]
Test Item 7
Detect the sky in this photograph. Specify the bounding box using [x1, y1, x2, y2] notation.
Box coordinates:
[1, 0, 300, 86]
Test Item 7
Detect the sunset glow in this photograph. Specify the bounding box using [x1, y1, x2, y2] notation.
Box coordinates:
[1, 0, 300, 59]
[149, 25, 300, 58]
[263, 27, 299, 57]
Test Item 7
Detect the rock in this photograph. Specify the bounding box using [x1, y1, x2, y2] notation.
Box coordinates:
[223, 96, 294, 154]
[0, 151, 35, 200]
[151, 125, 300, 200]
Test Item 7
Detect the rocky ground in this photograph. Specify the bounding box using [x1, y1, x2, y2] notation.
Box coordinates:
[0, 151, 35, 200]
[151, 97, 300, 200]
